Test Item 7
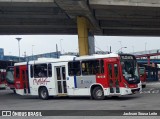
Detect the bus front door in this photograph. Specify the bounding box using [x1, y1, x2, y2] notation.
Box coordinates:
[21, 67, 30, 94]
[107, 62, 120, 94]
[55, 66, 67, 95]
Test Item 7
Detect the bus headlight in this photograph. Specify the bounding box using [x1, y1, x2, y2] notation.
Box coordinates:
[16, 84, 20, 89]
[124, 83, 128, 88]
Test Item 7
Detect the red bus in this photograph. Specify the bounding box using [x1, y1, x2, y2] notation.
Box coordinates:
[139, 67, 147, 88]
[0, 60, 15, 90]
[0, 69, 6, 89]
[14, 53, 141, 100]
[5, 66, 15, 92]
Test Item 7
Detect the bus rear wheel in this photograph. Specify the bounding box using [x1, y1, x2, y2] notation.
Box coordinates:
[142, 84, 146, 88]
[39, 87, 49, 100]
[92, 86, 105, 100]
[13, 89, 16, 94]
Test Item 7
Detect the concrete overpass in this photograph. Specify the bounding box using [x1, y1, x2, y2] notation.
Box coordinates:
[1, 0, 160, 55]
[1, 0, 160, 36]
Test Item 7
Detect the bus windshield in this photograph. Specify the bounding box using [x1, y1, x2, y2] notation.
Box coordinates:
[6, 67, 14, 84]
[0, 70, 6, 82]
[139, 67, 145, 75]
[120, 55, 140, 84]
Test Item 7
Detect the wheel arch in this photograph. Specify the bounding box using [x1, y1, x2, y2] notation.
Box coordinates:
[38, 86, 49, 95]
[90, 83, 104, 95]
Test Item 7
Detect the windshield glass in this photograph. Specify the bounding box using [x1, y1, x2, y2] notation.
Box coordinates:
[139, 68, 145, 75]
[120, 55, 140, 84]
[6, 67, 14, 84]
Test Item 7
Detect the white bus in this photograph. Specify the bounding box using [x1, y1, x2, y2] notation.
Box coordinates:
[14, 53, 141, 100]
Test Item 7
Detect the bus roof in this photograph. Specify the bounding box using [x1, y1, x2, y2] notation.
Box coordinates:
[14, 53, 119, 66]
[14, 55, 76, 66]
[75, 53, 119, 60]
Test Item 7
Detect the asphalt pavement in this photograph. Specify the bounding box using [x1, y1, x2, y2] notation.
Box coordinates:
[0, 82, 160, 119]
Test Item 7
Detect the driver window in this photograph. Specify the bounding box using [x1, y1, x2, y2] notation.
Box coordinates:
[114, 64, 118, 78]
[108, 64, 112, 78]
[121, 62, 128, 75]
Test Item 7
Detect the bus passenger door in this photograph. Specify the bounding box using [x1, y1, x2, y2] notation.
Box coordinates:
[21, 67, 30, 94]
[107, 62, 120, 94]
[55, 66, 67, 95]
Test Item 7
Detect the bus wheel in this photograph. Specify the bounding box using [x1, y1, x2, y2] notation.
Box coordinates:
[92, 86, 105, 100]
[13, 89, 16, 94]
[39, 87, 49, 100]
[142, 85, 146, 88]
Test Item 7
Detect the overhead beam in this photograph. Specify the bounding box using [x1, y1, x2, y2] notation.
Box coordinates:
[0, 28, 77, 35]
[0, 0, 54, 2]
[0, 18, 75, 25]
[90, 0, 160, 7]
[95, 11, 160, 20]
[100, 20, 160, 28]
[0, 14, 67, 19]
[55, 0, 102, 34]
[103, 29, 160, 36]
[103, 27, 160, 31]
[0, 25, 76, 29]
[96, 17, 160, 22]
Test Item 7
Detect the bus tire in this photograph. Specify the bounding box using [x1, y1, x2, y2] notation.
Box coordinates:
[92, 86, 105, 100]
[142, 85, 146, 88]
[13, 89, 16, 94]
[39, 87, 49, 100]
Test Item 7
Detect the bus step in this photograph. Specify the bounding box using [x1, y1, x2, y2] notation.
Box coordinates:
[110, 87, 114, 93]
[116, 87, 120, 93]
[57, 94, 67, 96]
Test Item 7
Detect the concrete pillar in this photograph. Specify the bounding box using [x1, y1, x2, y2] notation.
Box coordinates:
[147, 56, 152, 81]
[155, 64, 158, 81]
[147, 56, 150, 66]
[77, 16, 91, 56]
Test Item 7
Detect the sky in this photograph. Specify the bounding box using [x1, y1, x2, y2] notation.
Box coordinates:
[0, 35, 160, 57]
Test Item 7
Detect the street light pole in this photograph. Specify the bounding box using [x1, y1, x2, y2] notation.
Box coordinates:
[16, 38, 22, 62]
[32, 45, 35, 60]
[118, 47, 127, 53]
[60, 39, 62, 54]
[118, 41, 122, 52]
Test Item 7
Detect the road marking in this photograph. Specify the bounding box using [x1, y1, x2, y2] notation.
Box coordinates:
[146, 82, 160, 86]
[140, 88, 160, 94]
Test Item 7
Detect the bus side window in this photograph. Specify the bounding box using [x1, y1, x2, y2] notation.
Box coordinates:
[48, 64, 52, 77]
[22, 70, 25, 80]
[114, 64, 118, 78]
[100, 60, 104, 74]
[82, 60, 98, 75]
[68, 61, 81, 76]
[34, 64, 47, 78]
[92, 60, 97, 74]
[16, 66, 20, 78]
[81, 62, 88, 75]
[95, 60, 104, 74]
[68, 62, 73, 76]
[69, 71, 74, 76]
[95, 60, 100, 74]
[0, 72, 1, 82]
[30, 65, 33, 78]
[108, 64, 112, 78]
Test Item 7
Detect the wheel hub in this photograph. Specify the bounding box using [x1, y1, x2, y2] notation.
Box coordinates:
[96, 90, 103, 97]
[41, 90, 47, 98]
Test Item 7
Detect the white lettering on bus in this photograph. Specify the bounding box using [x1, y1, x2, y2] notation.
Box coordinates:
[33, 78, 50, 85]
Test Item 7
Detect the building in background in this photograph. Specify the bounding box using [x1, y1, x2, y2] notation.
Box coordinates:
[0, 47, 109, 62]
[0, 48, 4, 60]
[25, 51, 61, 61]
[0, 48, 61, 62]
[3, 55, 24, 62]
